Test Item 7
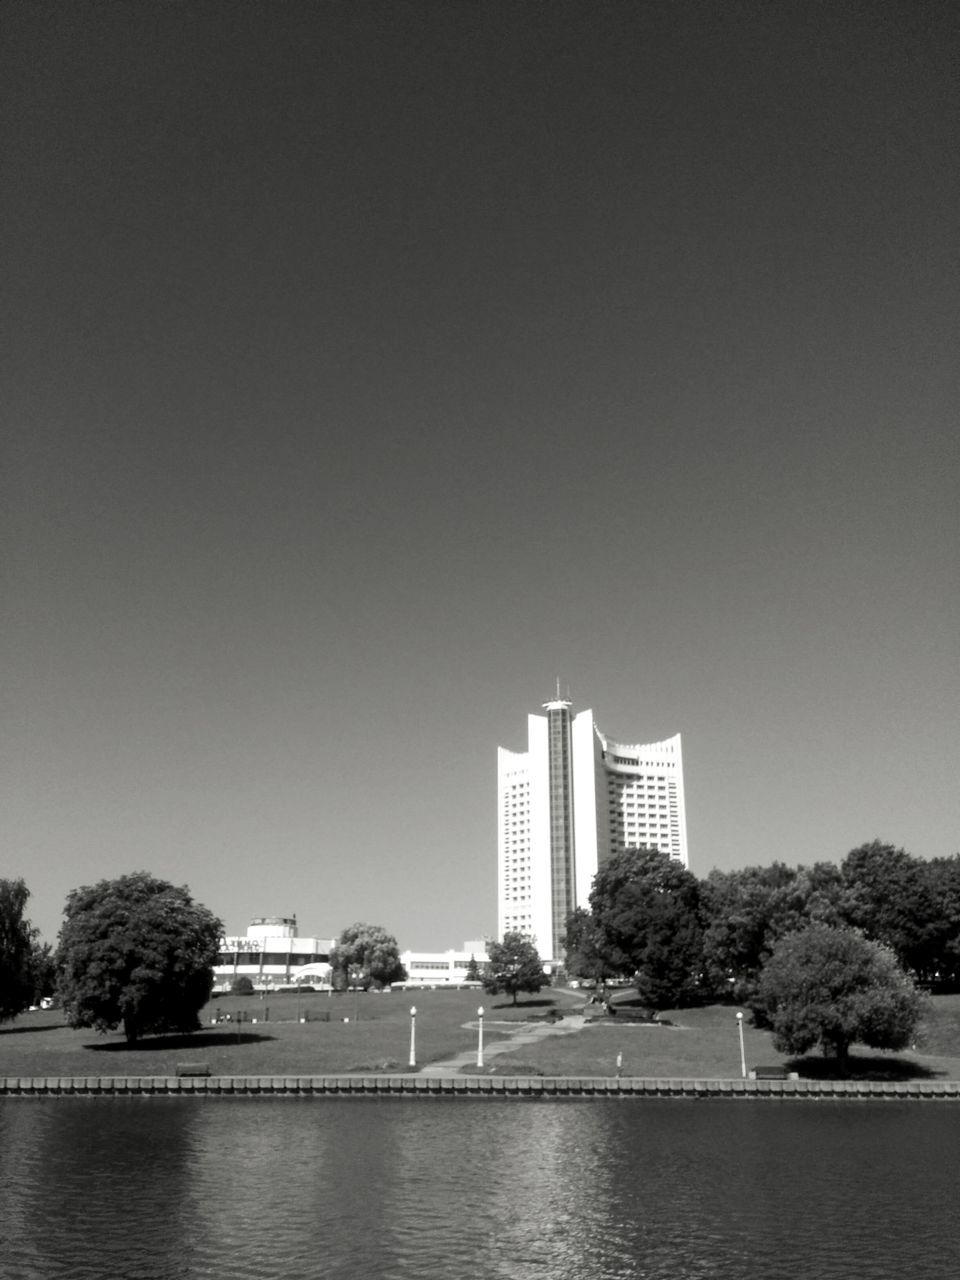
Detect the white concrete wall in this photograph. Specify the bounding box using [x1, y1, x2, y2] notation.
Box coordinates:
[571, 708, 601, 910]
[399, 942, 490, 984]
[246, 917, 297, 940]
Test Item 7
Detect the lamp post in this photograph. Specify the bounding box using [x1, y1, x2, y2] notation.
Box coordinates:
[409, 1006, 417, 1068]
[477, 1006, 485, 1069]
[350, 969, 361, 1023]
[736, 1011, 746, 1079]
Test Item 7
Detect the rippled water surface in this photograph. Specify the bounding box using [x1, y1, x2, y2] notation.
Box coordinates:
[2, 1098, 959, 1279]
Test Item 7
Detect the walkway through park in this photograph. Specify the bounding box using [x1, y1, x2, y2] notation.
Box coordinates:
[419, 995, 588, 1076]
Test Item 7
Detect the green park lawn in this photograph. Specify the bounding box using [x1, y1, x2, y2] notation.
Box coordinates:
[4, 988, 960, 1081]
[0, 988, 529, 1079]
[483, 996, 960, 1082]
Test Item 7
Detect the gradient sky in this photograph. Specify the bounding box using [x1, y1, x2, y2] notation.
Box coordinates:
[3, 1, 958, 949]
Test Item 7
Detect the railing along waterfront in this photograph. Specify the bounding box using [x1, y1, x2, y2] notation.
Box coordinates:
[3, 1074, 960, 1098]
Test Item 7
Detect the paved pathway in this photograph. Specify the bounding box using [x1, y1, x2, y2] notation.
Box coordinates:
[419, 1010, 587, 1076]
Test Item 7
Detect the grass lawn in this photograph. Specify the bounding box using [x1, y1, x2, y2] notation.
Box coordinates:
[481, 993, 960, 1082]
[0, 988, 552, 1078]
[479, 1003, 779, 1080]
[4, 989, 960, 1081]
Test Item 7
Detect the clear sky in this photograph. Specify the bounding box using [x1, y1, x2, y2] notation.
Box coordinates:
[3, 1, 958, 949]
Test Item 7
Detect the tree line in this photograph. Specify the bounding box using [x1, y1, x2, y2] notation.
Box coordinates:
[564, 839, 960, 1005]
[0, 879, 55, 1022]
[562, 839, 959, 1064]
[0, 872, 409, 1043]
[2, 838, 956, 1064]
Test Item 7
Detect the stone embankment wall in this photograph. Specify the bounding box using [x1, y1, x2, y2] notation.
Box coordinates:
[3, 1075, 960, 1099]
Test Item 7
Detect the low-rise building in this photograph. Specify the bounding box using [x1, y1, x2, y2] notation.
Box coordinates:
[398, 940, 490, 987]
[214, 916, 335, 992]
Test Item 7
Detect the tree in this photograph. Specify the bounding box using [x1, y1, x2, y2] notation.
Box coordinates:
[756, 922, 924, 1067]
[231, 975, 255, 996]
[464, 954, 482, 982]
[840, 840, 941, 979]
[483, 932, 546, 1005]
[700, 864, 794, 999]
[919, 855, 960, 988]
[56, 872, 222, 1044]
[27, 940, 57, 1006]
[700, 861, 844, 1000]
[561, 907, 619, 987]
[0, 878, 37, 1023]
[589, 847, 703, 1014]
[331, 923, 406, 990]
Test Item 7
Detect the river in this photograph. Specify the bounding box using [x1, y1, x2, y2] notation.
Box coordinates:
[1, 1097, 958, 1279]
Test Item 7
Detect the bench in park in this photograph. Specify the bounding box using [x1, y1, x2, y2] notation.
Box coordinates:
[750, 1065, 790, 1080]
[176, 1063, 212, 1078]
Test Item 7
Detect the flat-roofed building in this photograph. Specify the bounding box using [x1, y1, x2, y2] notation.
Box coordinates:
[398, 940, 491, 987]
[214, 916, 335, 991]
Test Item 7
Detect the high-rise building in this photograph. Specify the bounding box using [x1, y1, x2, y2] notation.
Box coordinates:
[497, 697, 688, 964]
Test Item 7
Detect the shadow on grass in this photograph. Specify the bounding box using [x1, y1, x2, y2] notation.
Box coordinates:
[787, 1054, 941, 1081]
[345, 1059, 404, 1073]
[491, 998, 557, 1011]
[0, 1023, 65, 1037]
[605, 996, 669, 1015]
[86, 1031, 276, 1053]
[586, 999, 674, 1026]
[609, 1012, 675, 1026]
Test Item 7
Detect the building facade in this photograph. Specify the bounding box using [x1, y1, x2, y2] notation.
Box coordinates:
[215, 921, 494, 993]
[497, 698, 688, 964]
[214, 917, 335, 992]
[398, 940, 491, 987]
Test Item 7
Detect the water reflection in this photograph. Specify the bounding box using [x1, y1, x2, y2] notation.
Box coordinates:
[478, 1103, 625, 1279]
[0, 1099, 205, 1279]
[2, 1099, 960, 1280]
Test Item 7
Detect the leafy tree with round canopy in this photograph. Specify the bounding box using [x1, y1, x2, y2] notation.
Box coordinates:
[561, 907, 620, 989]
[483, 932, 546, 1005]
[56, 872, 222, 1044]
[700, 861, 844, 999]
[757, 922, 924, 1067]
[840, 840, 941, 980]
[589, 846, 703, 1014]
[332, 922, 406, 990]
[0, 878, 38, 1023]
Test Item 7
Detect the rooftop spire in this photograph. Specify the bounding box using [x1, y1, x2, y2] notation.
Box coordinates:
[543, 678, 572, 711]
